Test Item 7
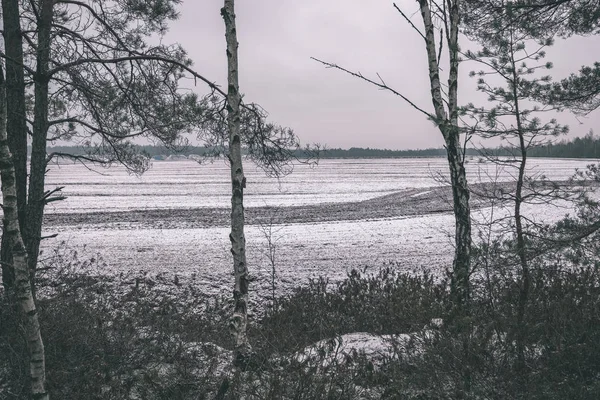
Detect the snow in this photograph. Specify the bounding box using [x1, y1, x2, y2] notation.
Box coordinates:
[293, 332, 406, 368]
[287, 318, 446, 370]
[37, 158, 595, 299]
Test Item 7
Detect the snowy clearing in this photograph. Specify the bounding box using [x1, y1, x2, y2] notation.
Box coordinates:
[38, 158, 596, 298]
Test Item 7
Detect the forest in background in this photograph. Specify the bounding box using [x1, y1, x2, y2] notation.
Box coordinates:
[45, 131, 600, 160]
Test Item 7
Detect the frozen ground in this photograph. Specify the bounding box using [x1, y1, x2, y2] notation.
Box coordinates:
[39, 158, 595, 298]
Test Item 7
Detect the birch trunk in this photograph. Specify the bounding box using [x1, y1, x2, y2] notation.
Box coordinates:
[1, 0, 28, 290]
[419, 6, 473, 393]
[0, 66, 49, 400]
[221, 0, 252, 366]
[25, 0, 53, 292]
[418, 0, 472, 308]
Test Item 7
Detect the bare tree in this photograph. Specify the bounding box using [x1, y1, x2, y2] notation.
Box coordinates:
[313, 0, 472, 312]
[216, 0, 320, 367]
[222, 0, 251, 367]
[257, 205, 284, 310]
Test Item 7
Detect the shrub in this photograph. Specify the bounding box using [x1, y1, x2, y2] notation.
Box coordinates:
[252, 267, 447, 356]
[2, 246, 600, 399]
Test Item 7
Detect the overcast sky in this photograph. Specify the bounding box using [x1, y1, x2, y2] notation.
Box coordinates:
[164, 0, 600, 150]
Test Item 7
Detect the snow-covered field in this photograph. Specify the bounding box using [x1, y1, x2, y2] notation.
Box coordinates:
[41, 157, 595, 297]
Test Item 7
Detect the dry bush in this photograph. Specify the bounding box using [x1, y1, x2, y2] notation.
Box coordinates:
[2, 233, 600, 399]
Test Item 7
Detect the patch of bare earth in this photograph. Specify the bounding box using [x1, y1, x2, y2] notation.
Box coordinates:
[43, 181, 539, 230]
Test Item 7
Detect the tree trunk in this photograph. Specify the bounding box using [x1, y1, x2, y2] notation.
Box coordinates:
[419, 1, 472, 394]
[0, 65, 49, 400]
[1, 0, 28, 291]
[221, 0, 251, 367]
[514, 143, 529, 382]
[445, 130, 472, 310]
[446, 0, 472, 310]
[510, 37, 530, 386]
[25, 0, 54, 293]
[418, 0, 472, 309]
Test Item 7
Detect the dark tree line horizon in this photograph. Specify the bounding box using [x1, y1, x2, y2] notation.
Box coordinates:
[44, 132, 600, 160]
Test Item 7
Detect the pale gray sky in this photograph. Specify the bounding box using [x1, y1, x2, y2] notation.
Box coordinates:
[164, 0, 600, 150]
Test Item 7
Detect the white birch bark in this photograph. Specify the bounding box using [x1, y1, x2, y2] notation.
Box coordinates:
[0, 66, 49, 400]
[418, 0, 472, 307]
[221, 0, 252, 366]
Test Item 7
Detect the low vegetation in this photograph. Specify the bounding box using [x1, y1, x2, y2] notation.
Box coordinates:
[2, 222, 599, 399]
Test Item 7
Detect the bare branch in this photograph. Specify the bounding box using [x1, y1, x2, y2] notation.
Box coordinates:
[311, 57, 434, 119]
[393, 2, 426, 41]
[437, 28, 444, 69]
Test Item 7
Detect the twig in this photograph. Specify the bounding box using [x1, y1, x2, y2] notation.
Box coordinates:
[311, 57, 433, 120]
[393, 2, 426, 41]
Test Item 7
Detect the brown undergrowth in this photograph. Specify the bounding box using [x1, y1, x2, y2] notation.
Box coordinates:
[1, 240, 600, 399]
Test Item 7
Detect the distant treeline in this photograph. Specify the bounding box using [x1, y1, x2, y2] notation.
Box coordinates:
[45, 145, 214, 158]
[477, 133, 600, 159]
[307, 147, 449, 158]
[44, 133, 600, 160]
[527, 133, 600, 159]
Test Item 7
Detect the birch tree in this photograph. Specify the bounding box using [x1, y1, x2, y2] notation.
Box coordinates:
[0, 0, 27, 290]
[313, 0, 472, 311]
[215, 0, 318, 367]
[0, 64, 49, 400]
[221, 0, 251, 367]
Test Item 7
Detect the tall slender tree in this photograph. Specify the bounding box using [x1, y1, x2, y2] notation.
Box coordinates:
[221, 0, 251, 367]
[27, 0, 54, 288]
[313, 0, 472, 312]
[462, 5, 568, 388]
